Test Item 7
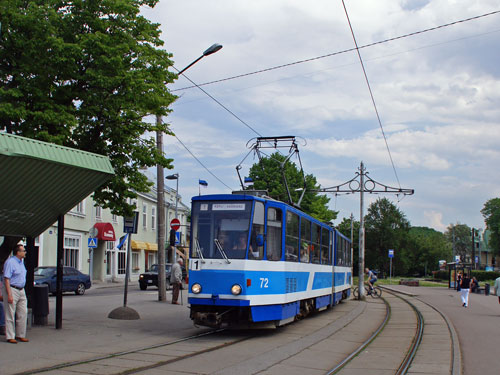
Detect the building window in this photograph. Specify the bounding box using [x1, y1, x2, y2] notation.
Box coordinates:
[64, 235, 81, 269]
[142, 204, 147, 229]
[117, 240, 126, 275]
[151, 206, 156, 231]
[71, 200, 85, 216]
[132, 252, 140, 273]
[95, 206, 102, 220]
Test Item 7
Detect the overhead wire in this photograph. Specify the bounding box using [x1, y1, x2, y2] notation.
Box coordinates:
[342, 0, 401, 188]
[172, 9, 500, 92]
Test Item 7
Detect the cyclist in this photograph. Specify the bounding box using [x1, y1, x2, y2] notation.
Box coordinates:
[365, 268, 378, 294]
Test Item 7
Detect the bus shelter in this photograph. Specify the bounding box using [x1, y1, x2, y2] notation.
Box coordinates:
[447, 262, 472, 289]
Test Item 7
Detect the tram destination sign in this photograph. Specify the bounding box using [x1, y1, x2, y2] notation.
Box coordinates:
[212, 203, 245, 211]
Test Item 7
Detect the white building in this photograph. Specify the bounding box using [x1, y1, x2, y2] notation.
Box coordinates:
[36, 185, 189, 282]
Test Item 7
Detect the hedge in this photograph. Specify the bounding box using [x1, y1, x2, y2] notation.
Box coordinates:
[432, 270, 500, 282]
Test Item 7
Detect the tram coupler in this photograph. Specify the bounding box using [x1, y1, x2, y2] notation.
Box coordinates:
[192, 312, 222, 328]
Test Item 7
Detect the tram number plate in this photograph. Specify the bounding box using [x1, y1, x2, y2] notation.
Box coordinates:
[191, 259, 202, 270]
[260, 278, 269, 288]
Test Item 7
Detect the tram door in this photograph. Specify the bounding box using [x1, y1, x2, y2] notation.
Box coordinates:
[265, 204, 283, 261]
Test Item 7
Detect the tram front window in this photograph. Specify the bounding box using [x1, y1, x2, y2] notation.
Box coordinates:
[192, 201, 252, 260]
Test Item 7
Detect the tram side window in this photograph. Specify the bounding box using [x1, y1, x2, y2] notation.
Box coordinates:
[285, 211, 299, 262]
[249, 201, 265, 260]
[266, 207, 282, 261]
[311, 223, 321, 264]
[300, 218, 311, 263]
[336, 235, 347, 266]
[321, 228, 330, 265]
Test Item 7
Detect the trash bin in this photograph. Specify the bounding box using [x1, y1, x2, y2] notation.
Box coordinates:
[485, 283, 490, 296]
[33, 284, 49, 325]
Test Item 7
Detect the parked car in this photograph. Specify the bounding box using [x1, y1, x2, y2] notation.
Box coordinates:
[138, 263, 187, 290]
[34, 266, 91, 295]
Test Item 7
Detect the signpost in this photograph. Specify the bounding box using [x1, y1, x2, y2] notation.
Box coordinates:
[388, 249, 394, 284]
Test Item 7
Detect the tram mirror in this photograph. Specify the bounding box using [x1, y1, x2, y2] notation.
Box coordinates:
[256, 234, 265, 247]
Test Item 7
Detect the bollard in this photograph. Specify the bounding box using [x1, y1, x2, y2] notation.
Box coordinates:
[33, 284, 49, 325]
[485, 283, 490, 296]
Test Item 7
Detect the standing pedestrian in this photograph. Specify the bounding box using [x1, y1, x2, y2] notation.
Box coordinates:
[0, 270, 5, 336]
[3, 244, 29, 344]
[170, 258, 184, 305]
[456, 271, 462, 292]
[494, 275, 500, 305]
[460, 272, 471, 308]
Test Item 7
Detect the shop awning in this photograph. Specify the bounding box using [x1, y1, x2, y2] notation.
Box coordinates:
[0, 132, 114, 237]
[131, 240, 157, 251]
[93, 222, 116, 241]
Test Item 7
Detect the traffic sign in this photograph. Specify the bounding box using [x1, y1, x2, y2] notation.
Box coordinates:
[88, 238, 98, 248]
[124, 212, 139, 234]
[170, 218, 180, 231]
[388, 249, 394, 258]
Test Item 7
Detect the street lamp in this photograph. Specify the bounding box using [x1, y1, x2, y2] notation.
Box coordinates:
[166, 173, 179, 220]
[166, 173, 179, 261]
[156, 44, 222, 302]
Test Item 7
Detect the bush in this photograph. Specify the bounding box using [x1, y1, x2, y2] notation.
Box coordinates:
[432, 270, 500, 282]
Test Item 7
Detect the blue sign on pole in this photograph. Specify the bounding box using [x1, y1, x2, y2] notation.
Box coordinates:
[388, 249, 394, 258]
[88, 238, 98, 248]
[175, 231, 181, 245]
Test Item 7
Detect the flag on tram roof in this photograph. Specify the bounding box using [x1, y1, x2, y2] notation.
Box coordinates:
[199, 179, 208, 187]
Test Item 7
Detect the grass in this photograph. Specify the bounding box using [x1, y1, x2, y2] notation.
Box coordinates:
[352, 276, 448, 288]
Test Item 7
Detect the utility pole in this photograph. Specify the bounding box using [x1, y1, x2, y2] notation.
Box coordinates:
[350, 213, 354, 287]
[155, 44, 222, 303]
[156, 115, 167, 301]
[318, 161, 414, 300]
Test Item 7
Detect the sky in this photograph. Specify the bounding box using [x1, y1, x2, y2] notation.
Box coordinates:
[140, 0, 500, 233]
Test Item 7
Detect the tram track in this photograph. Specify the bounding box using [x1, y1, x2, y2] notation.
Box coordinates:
[14, 329, 253, 375]
[17, 289, 458, 375]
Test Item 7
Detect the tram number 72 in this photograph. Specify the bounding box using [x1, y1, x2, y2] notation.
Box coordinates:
[260, 277, 269, 288]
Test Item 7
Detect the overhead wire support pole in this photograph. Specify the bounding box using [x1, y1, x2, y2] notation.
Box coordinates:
[318, 162, 414, 300]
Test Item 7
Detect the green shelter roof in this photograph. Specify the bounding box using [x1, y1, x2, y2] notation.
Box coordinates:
[0, 132, 115, 237]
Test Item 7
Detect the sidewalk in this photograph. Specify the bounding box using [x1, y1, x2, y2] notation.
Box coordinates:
[1, 283, 199, 375]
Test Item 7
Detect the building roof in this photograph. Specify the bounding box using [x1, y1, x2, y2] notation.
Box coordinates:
[0, 132, 114, 237]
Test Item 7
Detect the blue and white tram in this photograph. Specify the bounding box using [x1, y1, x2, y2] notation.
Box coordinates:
[188, 191, 352, 328]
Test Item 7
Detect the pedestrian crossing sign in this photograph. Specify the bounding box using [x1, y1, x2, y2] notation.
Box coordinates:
[88, 238, 98, 248]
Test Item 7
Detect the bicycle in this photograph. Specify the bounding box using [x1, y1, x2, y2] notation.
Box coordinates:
[352, 284, 382, 298]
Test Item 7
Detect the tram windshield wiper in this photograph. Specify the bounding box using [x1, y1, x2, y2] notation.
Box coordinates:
[214, 238, 231, 264]
[194, 239, 206, 263]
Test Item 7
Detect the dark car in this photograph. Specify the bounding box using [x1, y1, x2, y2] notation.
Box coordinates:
[138, 263, 187, 290]
[34, 266, 91, 295]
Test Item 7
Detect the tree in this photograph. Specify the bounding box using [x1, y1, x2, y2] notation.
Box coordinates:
[481, 198, 500, 256]
[0, 0, 177, 217]
[248, 152, 337, 223]
[364, 197, 410, 275]
[444, 223, 472, 262]
[401, 227, 451, 276]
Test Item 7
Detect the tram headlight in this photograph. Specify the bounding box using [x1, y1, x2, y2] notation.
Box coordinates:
[231, 284, 242, 295]
[191, 283, 202, 294]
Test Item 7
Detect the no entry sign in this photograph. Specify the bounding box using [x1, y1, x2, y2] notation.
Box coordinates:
[170, 218, 180, 231]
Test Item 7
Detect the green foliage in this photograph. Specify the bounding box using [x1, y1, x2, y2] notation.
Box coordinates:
[402, 227, 451, 277]
[481, 198, 500, 256]
[248, 152, 337, 223]
[364, 198, 410, 275]
[0, 0, 177, 216]
[444, 223, 472, 262]
[433, 270, 500, 282]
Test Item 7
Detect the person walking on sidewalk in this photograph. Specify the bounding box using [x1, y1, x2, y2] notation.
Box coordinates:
[0, 270, 5, 336]
[460, 272, 471, 308]
[494, 275, 500, 305]
[170, 258, 184, 305]
[3, 244, 29, 344]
